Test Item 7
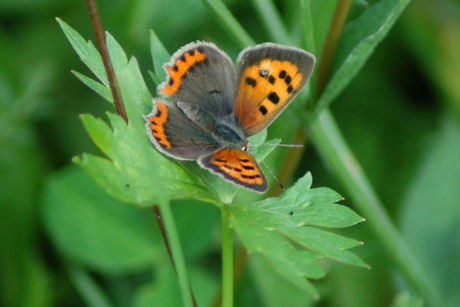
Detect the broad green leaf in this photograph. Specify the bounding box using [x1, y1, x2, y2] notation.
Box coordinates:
[229, 173, 365, 296]
[133, 265, 218, 307]
[250, 254, 315, 307]
[390, 292, 424, 307]
[399, 117, 460, 306]
[41, 166, 161, 272]
[316, 0, 410, 110]
[133, 265, 180, 307]
[0, 63, 54, 307]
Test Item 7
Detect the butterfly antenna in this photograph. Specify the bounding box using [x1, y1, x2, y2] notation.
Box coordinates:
[261, 143, 303, 148]
[257, 142, 304, 190]
[261, 160, 285, 190]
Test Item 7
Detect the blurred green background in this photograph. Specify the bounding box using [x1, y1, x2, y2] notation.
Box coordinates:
[1, 0, 459, 306]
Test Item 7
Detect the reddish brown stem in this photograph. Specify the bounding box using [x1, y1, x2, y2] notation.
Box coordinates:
[153, 207, 198, 306]
[84, 1, 196, 305]
[316, 0, 352, 95]
[85, 0, 128, 123]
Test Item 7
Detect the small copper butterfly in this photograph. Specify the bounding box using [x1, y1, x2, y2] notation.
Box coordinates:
[145, 42, 315, 192]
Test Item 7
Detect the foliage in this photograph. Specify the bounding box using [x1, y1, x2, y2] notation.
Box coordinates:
[1, 0, 459, 306]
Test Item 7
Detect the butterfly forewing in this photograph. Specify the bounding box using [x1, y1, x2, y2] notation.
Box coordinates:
[235, 43, 316, 136]
[160, 42, 237, 117]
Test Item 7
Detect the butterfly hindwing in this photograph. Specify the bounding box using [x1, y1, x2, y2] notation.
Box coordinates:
[160, 42, 237, 117]
[235, 43, 316, 136]
[199, 148, 268, 192]
[145, 100, 218, 160]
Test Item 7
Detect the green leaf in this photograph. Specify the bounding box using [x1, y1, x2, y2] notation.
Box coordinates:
[149, 30, 170, 85]
[72, 71, 113, 103]
[74, 113, 205, 205]
[390, 292, 424, 307]
[229, 173, 365, 297]
[399, 116, 460, 306]
[41, 166, 161, 272]
[105, 32, 153, 118]
[316, 0, 410, 110]
[57, 18, 108, 87]
[250, 254, 315, 306]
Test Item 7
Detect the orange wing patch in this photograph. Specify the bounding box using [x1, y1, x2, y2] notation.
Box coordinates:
[201, 148, 268, 192]
[162, 48, 207, 96]
[235, 59, 304, 136]
[146, 101, 171, 148]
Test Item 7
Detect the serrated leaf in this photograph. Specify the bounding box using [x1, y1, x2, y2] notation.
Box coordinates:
[316, 0, 410, 110]
[57, 18, 108, 87]
[106, 32, 129, 73]
[149, 30, 170, 86]
[75, 112, 208, 205]
[229, 173, 366, 293]
[72, 71, 113, 102]
[233, 213, 323, 298]
[105, 33, 153, 120]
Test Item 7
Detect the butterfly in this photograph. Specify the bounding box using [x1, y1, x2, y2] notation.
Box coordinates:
[145, 42, 315, 192]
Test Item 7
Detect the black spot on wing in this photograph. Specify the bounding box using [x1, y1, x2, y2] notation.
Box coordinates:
[267, 92, 280, 104]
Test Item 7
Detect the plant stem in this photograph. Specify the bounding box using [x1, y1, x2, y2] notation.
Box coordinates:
[67, 264, 113, 307]
[307, 109, 443, 307]
[221, 208, 234, 307]
[152, 207, 197, 306]
[84, 2, 195, 305]
[158, 202, 195, 307]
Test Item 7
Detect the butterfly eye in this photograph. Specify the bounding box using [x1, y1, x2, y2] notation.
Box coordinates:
[242, 143, 252, 152]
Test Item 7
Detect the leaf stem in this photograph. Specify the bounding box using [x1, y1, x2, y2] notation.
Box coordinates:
[300, 0, 316, 54]
[221, 208, 234, 307]
[307, 109, 443, 307]
[158, 202, 196, 307]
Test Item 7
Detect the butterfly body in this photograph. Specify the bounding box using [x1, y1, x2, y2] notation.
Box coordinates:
[146, 42, 315, 192]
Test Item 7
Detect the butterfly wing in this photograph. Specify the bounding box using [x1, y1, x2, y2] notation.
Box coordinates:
[160, 42, 237, 117]
[235, 43, 316, 136]
[145, 100, 218, 160]
[199, 148, 267, 192]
